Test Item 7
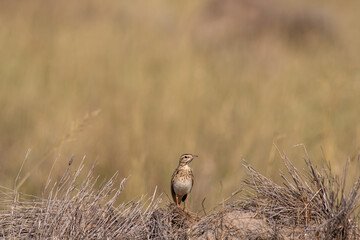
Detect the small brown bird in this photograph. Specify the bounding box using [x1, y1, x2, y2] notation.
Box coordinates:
[171, 153, 197, 210]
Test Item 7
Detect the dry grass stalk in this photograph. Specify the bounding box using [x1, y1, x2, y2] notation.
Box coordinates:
[15, 109, 102, 191]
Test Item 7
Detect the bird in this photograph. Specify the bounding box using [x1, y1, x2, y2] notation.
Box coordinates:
[171, 153, 198, 210]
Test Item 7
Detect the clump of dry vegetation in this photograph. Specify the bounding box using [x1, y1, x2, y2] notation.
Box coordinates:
[0, 157, 161, 239]
[1, 151, 359, 239]
[239, 157, 360, 239]
[190, 153, 360, 239]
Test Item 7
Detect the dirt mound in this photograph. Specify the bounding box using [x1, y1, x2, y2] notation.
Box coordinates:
[191, 210, 272, 239]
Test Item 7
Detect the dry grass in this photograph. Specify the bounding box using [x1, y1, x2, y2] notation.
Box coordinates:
[1, 150, 358, 239]
[1, 0, 360, 211]
[0, 157, 162, 239]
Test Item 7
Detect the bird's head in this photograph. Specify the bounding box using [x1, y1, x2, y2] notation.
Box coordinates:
[179, 153, 198, 166]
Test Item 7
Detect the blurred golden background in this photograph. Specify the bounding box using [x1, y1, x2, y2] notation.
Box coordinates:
[1, 0, 360, 210]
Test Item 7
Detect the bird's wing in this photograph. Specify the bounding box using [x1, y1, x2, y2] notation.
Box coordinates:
[182, 169, 194, 202]
[190, 169, 194, 191]
[170, 169, 178, 203]
[171, 183, 176, 203]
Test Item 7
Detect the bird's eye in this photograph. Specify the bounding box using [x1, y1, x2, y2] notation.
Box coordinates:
[184, 156, 188, 158]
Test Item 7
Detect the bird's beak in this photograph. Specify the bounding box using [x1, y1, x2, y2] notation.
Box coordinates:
[192, 155, 198, 159]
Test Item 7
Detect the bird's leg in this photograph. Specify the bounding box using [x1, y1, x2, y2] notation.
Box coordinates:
[176, 196, 180, 208]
